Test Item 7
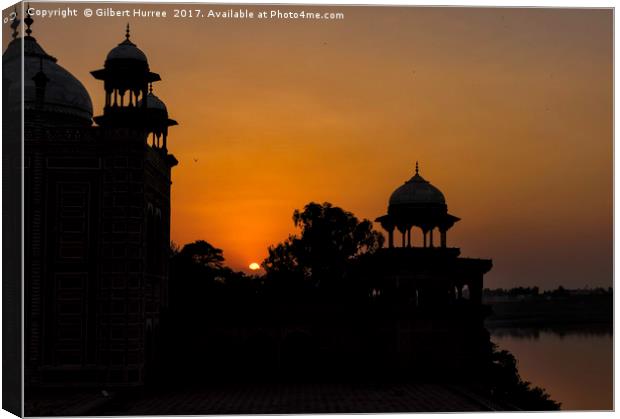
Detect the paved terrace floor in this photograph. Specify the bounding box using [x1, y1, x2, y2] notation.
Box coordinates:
[26, 382, 511, 416]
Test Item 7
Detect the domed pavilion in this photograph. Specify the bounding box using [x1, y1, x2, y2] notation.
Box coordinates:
[363, 162, 495, 376]
[370, 161, 493, 307]
[376, 162, 460, 248]
[137, 84, 178, 150]
[91, 24, 177, 150]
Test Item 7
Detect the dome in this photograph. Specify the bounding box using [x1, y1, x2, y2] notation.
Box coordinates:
[3, 35, 93, 124]
[106, 38, 148, 63]
[105, 26, 148, 63]
[389, 167, 446, 207]
[138, 92, 167, 112]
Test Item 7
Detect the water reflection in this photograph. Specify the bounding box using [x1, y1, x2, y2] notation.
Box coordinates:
[489, 324, 612, 339]
[490, 325, 613, 411]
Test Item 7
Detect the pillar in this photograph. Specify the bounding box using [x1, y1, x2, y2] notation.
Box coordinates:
[470, 276, 483, 304]
[423, 229, 427, 248]
[407, 227, 411, 248]
[388, 228, 394, 248]
[429, 228, 434, 248]
[440, 229, 447, 248]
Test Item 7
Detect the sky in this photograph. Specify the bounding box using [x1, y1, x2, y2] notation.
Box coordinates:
[4, 3, 613, 289]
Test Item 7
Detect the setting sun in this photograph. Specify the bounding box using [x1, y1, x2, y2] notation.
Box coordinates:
[249, 262, 261, 271]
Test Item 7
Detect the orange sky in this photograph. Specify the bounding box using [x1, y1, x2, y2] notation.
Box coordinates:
[5, 3, 612, 288]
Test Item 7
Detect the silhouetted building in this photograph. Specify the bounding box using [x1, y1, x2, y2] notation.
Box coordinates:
[3, 17, 177, 387]
[371, 162, 493, 373]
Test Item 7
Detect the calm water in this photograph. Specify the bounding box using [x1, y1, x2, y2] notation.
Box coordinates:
[490, 327, 613, 411]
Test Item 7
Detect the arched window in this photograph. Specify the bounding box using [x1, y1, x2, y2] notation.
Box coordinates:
[462, 284, 471, 300]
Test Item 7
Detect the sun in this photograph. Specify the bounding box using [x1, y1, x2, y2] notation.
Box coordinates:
[249, 262, 261, 271]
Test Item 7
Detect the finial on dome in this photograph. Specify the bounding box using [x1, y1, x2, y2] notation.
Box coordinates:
[24, 4, 33, 37]
[415, 161, 419, 175]
[125, 23, 130, 40]
[10, 7, 20, 40]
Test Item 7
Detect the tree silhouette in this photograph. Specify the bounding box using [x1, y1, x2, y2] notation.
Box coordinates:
[263, 237, 300, 275]
[178, 240, 225, 270]
[164, 239, 256, 380]
[486, 344, 561, 410]
[169, 239, 257, 309]
[263, 202, 384, 294]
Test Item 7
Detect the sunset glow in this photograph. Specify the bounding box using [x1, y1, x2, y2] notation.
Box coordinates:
[249, 262, 261, 271]
[15, 4, 612, 289]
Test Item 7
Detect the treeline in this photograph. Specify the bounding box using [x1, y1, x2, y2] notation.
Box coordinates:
[167, 202, 383, 310]
[484, 286, 612, 331]
[483, 286, 612, 299]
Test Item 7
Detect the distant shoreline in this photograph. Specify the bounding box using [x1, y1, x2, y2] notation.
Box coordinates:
[483, 293, 612, 333]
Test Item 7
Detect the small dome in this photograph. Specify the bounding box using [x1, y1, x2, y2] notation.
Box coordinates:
[3, 36, 93, 124]
[138, 92, 167, 111]
[106, 26, 148, 63]
[106, 38, 148, 63]
[389, 169, 446, 207]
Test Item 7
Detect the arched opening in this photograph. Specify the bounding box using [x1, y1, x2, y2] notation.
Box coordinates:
[462, 284, 471, 300]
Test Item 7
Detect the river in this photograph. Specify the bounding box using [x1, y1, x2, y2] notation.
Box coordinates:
[490, 327, 613, 411]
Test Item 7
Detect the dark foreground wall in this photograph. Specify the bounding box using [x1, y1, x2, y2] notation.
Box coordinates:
[3, 3, 24, 415]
